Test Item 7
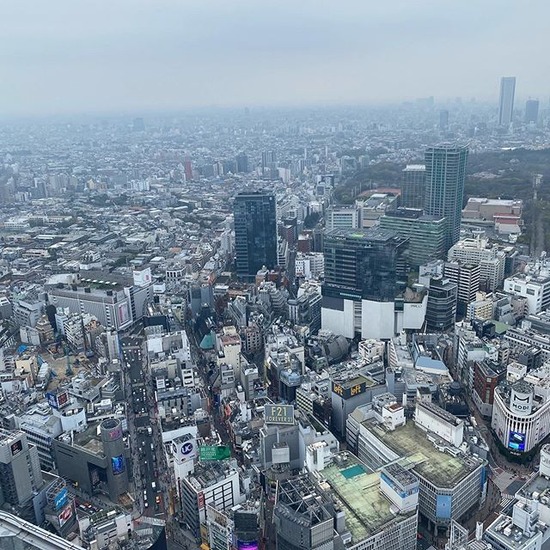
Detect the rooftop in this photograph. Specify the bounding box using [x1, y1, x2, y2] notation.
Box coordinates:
[320, 453, 415, 544]
[366, 420, 481, 487]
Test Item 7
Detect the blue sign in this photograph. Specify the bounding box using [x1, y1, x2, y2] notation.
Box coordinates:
[436, 494, 452, 519]
[508, 431, 526, 452]
[112, 455, 125, 475]
[54, 488, 68, 511]
[46, 392, 58, 409]
[181, 442, 194, 455]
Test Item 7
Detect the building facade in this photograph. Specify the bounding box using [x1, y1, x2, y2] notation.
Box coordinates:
[424, 145, 469, 250]
[401, 164, 426, 209]
[233, 192, 277, 282]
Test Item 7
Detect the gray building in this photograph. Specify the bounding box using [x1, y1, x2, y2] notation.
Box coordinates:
[401, 164, 426, 209]
[498, 76, 516, 126]
[233, 192, 277, 282]
[53, 419, 129, 502]
[425, 277, 458, 332]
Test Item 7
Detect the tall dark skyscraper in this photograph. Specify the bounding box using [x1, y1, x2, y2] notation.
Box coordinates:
[424, 144, 469, 250]
[236, 152, 249, 173]
[525, 99, 540, 124]
[401, 164, 426, 209]
[498, 76, 516, 126]
[234, 191, 277, 281]
[321, 228, 409, 339]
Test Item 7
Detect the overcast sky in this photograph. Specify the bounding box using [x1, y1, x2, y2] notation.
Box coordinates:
[0, 0, 548, 116]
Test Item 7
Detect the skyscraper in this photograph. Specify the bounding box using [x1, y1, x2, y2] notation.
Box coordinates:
[321, 228, 409, 339]
[498, 77, 516, 126]
[234, 192, 277, 281]
[236, 152, 249, 173]
[424, 144, 469, 250]
[0, 430, 43, 507]
[525, 99, 540, 124]
[401, 164, 426, 209]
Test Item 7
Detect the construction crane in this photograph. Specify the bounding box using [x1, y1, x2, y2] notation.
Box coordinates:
[64, 345, 73, 377]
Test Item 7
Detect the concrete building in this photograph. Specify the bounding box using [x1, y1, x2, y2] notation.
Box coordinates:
[347, 402, 487, 537]
[425, 277, 458, 332]
[179, 460, 244, 542]
[492, 367, 550, 455]
[401, 164, 426, 209]
[445, 262, 480, 315]
[325, 205, 361, 231]
[53, 418, 129, 501]
[448, 237, 506, 291]
[504, 274, 550, 315]
[0, 510, 85, 549]
[0, 429, 44, 510]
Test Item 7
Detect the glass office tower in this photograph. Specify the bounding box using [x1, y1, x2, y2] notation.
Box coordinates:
[424, 144, 469, 251]
[234, 191, 277, 282]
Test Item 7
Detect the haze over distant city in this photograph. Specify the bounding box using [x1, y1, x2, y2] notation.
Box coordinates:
[1, 0, 548, 116]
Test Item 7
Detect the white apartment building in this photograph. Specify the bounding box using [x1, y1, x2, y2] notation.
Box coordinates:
[448, 237, 505, 291]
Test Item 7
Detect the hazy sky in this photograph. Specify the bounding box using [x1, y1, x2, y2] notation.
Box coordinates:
[0, 0, 548, 115]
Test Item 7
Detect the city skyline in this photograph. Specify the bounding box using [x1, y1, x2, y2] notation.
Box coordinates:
[0, 1, 548, 116]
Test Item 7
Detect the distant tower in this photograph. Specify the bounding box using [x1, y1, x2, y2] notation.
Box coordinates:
[424, 144, 469, 250]
[498, 77, 516, 126]
[236, 152, 249, 173]
[184, 157, 193, 181]
[525, 99, 539, 124]
[401, 165, 426, 209]
[233, 192, 277, 281]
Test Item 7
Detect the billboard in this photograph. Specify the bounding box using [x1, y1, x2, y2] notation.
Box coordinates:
[176, 439, 197, 462]
[436, 494, 452, 519]
[46, 392, 59, 409]
[57, 391, 69, 408]
[10, 439, 23, 456]
[117, 302, 130, 326]
[332, 381, 366, 400]
[58, 502, 74, 528]
[112, 455, 125, 475]
[508, 431, 526, 452]
[199, 445, 231, 461]
[237, 541, 259, 550]
[264, 404, 295, 425]
[54, 488, 68, 511]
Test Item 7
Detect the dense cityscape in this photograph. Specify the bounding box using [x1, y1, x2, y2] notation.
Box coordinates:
[1, 68, 550, 550]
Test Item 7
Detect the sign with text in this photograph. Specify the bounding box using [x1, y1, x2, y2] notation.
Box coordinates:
[332, 381, 366, 400]
[264, 404, 295, 425]
[199, 445, 231, 461]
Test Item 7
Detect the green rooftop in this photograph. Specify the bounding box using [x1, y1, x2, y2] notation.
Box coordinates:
[321, 455, 414, 544]
[370, 421, 476, 488]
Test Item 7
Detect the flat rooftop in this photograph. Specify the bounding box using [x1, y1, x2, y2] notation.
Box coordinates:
[367, 420, 480, 487]
[320, 454, 414, 544]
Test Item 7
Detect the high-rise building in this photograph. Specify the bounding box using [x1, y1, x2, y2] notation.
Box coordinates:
[525, 99, 540, 124]
[321, 228, 408, 339]
[447, 237, 505, 291]
[401, 164, 426, 209]
[424, 144, 469, 250]
[261, 150, 276, 170]
[445, 262, 480, 316]
[0, 430, 44, 522]
[235, 152, 249, 173]
[498, 77, 516, 126]
[233, 192, 277, 282]
[425, 277, 458, 332]
[380, 208, 446, 266]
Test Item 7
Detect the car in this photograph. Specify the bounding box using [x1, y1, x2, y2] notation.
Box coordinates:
[155, 495, 161, 504]
[151, 481, 156, 490]
[144, 502, 149, 508]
